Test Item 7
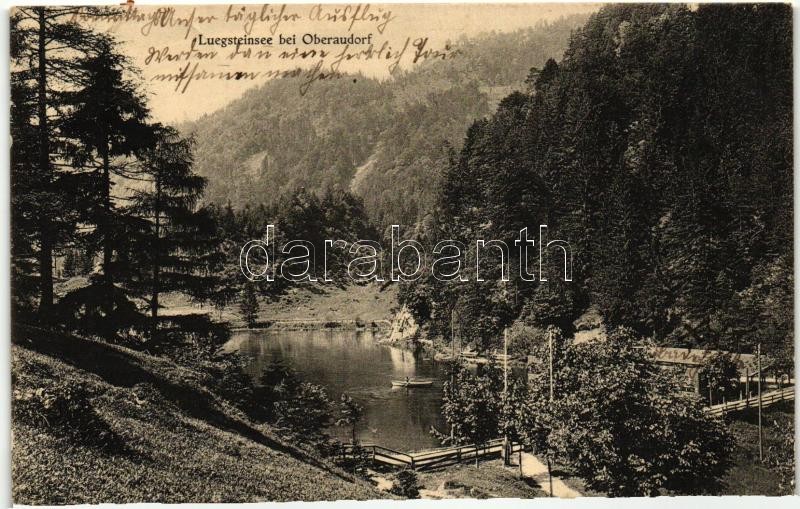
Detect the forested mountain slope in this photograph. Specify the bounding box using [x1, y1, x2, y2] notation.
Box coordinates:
[181, 17, 588, 225]
[401, 3, 793, 362]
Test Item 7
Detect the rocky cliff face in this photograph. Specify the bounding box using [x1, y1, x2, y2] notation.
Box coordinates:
[388, 305, 418, 343]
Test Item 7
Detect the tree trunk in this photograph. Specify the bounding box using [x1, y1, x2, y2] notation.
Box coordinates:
[546, 456, 553, 497]
[101, 143, 113, 312]
[151, 178, 161, 338]
[36, 8, 53, 317]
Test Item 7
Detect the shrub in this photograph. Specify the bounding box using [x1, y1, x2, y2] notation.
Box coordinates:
[274, 382, 333, 437]
[506, 320, 547, 357]
[336, 393, 363, 445]
[701, 352, 739, 405]
[767, 421, 795, 495]
[334, 443, 371, 478]
[390, 469, 420, 498]
[149, 314, 231, 366]
[55, 283, 148, 344]
[205, 352, 256, 412]
[537, 327, 734, 496]
[247, 360, 334, 441]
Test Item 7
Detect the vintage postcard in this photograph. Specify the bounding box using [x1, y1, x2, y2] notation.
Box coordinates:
[7, 1, 795, 503]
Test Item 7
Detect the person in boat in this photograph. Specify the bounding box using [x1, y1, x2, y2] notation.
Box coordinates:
[405, 376, 409, 383]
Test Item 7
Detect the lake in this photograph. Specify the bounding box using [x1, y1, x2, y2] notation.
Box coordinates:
[225, 329, 447, 451]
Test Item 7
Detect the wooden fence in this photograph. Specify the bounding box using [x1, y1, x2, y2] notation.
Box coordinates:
[705, 386, 795, 417]
[344, 438, 524, 471]
[345, 386, 794, 470]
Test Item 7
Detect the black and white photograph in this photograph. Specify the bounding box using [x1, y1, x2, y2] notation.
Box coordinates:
[5, 1, 797, 504]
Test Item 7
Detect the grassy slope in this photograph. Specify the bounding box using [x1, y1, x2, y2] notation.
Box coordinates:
[254, 284, 398, 323]
[11, 325, 384, 504]
[161, 283, 398, 327]
[722, 401, 795, 496]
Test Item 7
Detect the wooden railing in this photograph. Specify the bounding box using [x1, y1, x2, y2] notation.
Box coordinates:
[705, 386, 795, 417]
[343, 387, 795, 470]
[343, 438, 524, 470]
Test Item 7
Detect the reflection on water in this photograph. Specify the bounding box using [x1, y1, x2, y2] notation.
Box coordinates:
[225, 329, 446, 451]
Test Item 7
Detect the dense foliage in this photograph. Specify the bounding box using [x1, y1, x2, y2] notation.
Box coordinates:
[389, 469, 421, 499]
[10, 6, 109, 316]
[701, 352, 740, 405]
[404, 4, 793, 368]
[205, 187, 381, 312]
[436, 363, 503, 466]
[11, 8, 223, 345]
[533, 328, 735, 496]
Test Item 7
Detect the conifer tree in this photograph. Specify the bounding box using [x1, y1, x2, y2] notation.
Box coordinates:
[60, 35, 155, 330]
[239, 283, 260, 328]
[128, 125, 216, 336]
[10, 6, 108, 316]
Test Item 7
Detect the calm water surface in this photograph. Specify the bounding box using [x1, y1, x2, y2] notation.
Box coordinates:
[225, 329, 446, 451]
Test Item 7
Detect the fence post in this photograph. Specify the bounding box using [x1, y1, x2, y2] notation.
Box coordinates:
[745, 369, 750, 406]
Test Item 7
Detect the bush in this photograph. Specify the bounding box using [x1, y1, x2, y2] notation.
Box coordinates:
[333, 443, 371, 477]
[506, 320, 547, 357]
[701, 352, 739, 405]
[148, 314, 231, 366]
[390, 469, 420, 498]
[273, 382, 333, 437]
[55, 283, 148, 344]
[538, 327, 734, 496]
[240, 360, 335, 442]
[205, 352, 256, 413]
[767, 421, 795, 495]
[518, 283, 577, 334]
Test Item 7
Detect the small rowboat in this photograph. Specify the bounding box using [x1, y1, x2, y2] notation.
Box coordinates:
[391, 379, 434, 388]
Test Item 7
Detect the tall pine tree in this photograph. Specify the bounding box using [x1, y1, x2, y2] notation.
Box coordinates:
[59, 34, 155, 335]
[128, 125, 217, 337]
[10, 6, 108, 317]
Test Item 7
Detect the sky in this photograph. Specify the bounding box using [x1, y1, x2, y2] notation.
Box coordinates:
[76, 3, 601, 123]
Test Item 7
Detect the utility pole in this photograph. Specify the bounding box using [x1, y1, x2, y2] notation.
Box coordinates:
[504, 328, 509, 393]
[757, 342, 763, 462]
[547, 328, 555, 497]
[549, 328, 554, 402]
[450, 309, 456, 442]
[503, 328, 509, 466]
[451, 309, 456, 360]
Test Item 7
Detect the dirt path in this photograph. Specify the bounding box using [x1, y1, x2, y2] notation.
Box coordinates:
[518, 452, 582, 498]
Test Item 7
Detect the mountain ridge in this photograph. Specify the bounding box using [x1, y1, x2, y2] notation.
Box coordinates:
[180, 16, 589, 225]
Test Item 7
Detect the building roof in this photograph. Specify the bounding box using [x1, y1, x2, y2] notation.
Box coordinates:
[647, 346, 761, 373]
